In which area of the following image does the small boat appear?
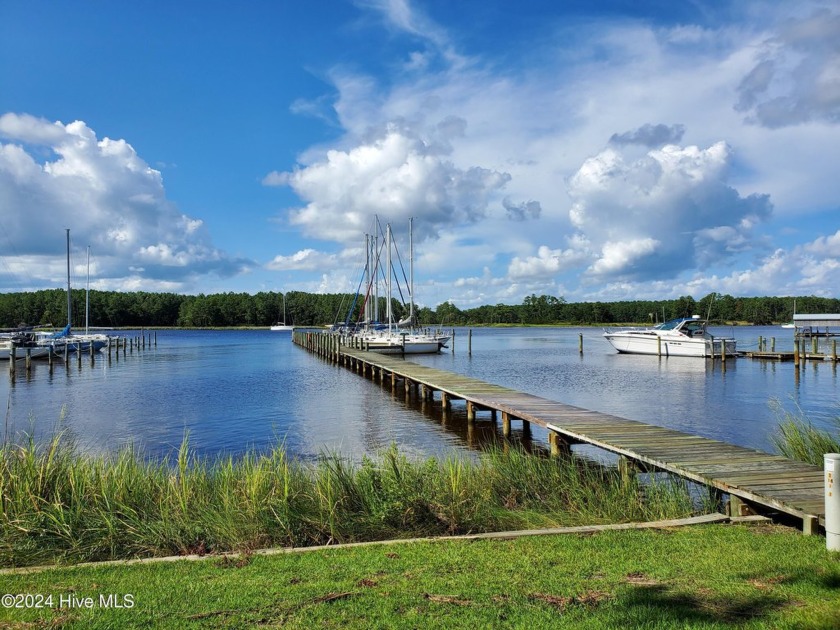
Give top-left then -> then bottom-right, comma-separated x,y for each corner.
781,322 -> 795,329
270,295 -> 294,332
603,316 -> 736,357
0,328 -> 52,360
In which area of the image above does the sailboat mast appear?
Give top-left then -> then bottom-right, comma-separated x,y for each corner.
386,223 -> 392,330
86,245 -> 90,335
364,233 -> 371,324
409,217 -> 415,326
373,228 -> 379,323
66,228 -> 72,329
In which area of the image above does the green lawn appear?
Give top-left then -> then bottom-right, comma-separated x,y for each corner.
2,522 -> 838,629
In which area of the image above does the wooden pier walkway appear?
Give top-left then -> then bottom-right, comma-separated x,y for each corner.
294,331 -> 826,535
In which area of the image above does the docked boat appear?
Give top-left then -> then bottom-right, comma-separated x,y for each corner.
603,316 -> 736,357
35,232 -> 116,357
37,324 -> 109,357
339,218 -> 449,354
0,328 -> 52,360
351,328 -> 449,354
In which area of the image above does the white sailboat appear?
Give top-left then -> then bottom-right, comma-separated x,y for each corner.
37,231 -> 111,356
270,294 -> 294,331
348,218 -> 449,354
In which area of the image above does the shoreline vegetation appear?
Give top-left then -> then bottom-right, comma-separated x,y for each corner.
1,289 -> 836,329
2,407 -> 837,570
1,413 -> 838,625
0,434 -> 717,569
1,428 -> 838,629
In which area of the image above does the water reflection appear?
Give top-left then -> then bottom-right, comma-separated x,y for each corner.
1,327 -> 837,461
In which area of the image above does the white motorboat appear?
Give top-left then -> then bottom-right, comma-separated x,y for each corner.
0,330 -> 52,360
603,316 -> 736,357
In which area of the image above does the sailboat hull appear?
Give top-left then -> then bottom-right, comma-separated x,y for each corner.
358,333 -> 450,354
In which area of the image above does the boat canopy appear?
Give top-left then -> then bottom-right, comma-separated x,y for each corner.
792,314 -> 840,328
46,324 -> 71,339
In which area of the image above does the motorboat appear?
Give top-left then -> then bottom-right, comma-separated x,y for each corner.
603,316 -> 736,357
0,328 -> 52,360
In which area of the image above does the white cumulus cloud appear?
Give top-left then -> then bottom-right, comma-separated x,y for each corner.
0,113 -> 251,290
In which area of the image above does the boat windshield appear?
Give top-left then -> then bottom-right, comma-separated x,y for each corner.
654,319 -> 684,331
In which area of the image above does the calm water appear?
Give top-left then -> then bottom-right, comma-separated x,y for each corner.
1,327 -> 837,461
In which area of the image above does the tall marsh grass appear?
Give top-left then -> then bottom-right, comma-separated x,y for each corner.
772,402 -> 840,465
1,433 -> 710,568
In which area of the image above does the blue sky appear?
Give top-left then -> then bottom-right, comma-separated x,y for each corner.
1,0 -> 838,309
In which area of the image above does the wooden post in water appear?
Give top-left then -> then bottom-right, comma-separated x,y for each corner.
502,411 -> 511,438
9,346 -> 15,378
25,348 -> 31,373
451,329 -> 455,354
758,336 -> 763,352
48,345 -> 53,372
76,344 -> 82,368
466,401 -> 475,423
833,339 -> 837,362
771,337 -> 776,352
468,329 -> 472,356
579,333 -> 583,355
793,337 -> 800,366
657,336 -> 662,357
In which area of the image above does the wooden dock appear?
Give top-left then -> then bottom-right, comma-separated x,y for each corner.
293,331 -> 826,535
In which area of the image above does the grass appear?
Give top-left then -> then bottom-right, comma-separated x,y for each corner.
771,402 -> 840,465
1,522 -> 837,628
0,433 -> 716,568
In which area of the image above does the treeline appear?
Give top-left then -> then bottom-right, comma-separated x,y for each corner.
0,290 -> 836,329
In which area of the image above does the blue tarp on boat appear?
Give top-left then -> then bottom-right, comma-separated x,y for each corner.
47,324 -> 71,339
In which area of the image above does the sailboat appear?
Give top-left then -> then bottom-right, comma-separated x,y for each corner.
36,231 -> 111,356
270,294 -> 294,331
345,218 -> 450,354
781,299 -> 796,328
